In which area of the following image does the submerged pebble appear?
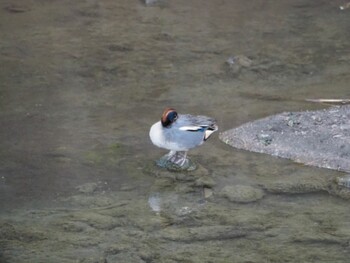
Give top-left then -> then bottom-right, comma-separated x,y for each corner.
4,5 -> 30,13
76,182 -> 98,194
226,55 -> 253,75
226,55 -> 253,68
220,185 -> 265,203
264,179 -> 327,194
144,0 -> 161,5
204,187 -> 213,199
335,175 -> 350,188
195,175 -> 216,188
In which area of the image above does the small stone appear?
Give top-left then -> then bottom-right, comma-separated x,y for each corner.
257,133 -> 273,146
236,55 -> 253,68
61,221 -> 87,232
120,184 -> 136,191
76,183 -> 98,194
220,185 -> 264,203
226,55 -> 252,68
189,164 -> 210,177
175,184 -> 195,193
177,206 -> 192,216
287,120 -> 294,127
144,0 -> 161,5
154,177 -> 175,188
264,179 -> 327,194
4,5 -> 30,13
204,188 -> 213,199
195,176 -> 216,188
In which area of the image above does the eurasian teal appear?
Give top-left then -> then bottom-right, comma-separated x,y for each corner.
149,107 -> 218,168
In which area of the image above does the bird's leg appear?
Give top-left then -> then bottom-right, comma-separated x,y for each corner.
156,150 -> 177,168
179,151 -> 188,167
165,150 -> 177,160
157,150 -> 195,170
168,151 -> 188,167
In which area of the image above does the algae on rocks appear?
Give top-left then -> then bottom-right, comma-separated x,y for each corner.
220,185 -> 265,203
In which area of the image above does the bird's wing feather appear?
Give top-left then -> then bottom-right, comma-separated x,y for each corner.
179,126 -> 206,132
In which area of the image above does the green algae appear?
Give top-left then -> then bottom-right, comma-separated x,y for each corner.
83,143 -> 127,166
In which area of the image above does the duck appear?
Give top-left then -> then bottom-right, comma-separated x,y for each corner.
149,107 -> 218,168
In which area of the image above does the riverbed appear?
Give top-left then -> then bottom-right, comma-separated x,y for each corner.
1,0 -> 350,262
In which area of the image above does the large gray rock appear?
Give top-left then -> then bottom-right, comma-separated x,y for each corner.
220,105 -> 350,172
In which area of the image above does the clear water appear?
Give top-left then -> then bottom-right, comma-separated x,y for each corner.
1,0 -> 350,262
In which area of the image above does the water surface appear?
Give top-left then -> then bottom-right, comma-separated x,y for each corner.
1,0 -> 350,262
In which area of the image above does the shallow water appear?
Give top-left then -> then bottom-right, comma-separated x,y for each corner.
1,0 -> 350,262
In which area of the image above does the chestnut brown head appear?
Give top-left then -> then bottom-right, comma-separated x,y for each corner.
161,108 -> 178,127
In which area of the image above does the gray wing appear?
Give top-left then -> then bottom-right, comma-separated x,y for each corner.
177,114 -> 218,132
165,114 -> 218,150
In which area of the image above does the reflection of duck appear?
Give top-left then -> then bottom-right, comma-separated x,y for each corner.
148,192 -> 161,213
149,108 -> 218,167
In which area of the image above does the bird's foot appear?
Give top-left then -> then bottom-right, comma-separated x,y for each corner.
156,151 -> 196,171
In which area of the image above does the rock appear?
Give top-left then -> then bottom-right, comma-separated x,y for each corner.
174,172 -> 197,182
4,5 -> 30,13
161,225 -> 247,242
63,195 -> 114,207
120,184 -> 137,191
0,222 -> 47,242
226,55 -> 253,68
76,182 -> 98,194
190,164 -> 210,177
219,185 -> 265,203
332,188 -> 350,200
225,55 -> 253,75
105,243 -> 130,255
327,183 -> 350,200
174,184 -> 195,194
153,177 -> 175,188
60,221 -> 88,233
264,179 -> 327,194
144,0 -> 160,5
292,231 -> 348,245
203,187 -> 213,199
68,211 -> 121,230
235,55 -> 253,68
220,105 -> 350,172
335,175 -> 350,188
194,175 -> 216,188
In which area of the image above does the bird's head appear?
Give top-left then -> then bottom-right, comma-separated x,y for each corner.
161,107 -> 178,127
